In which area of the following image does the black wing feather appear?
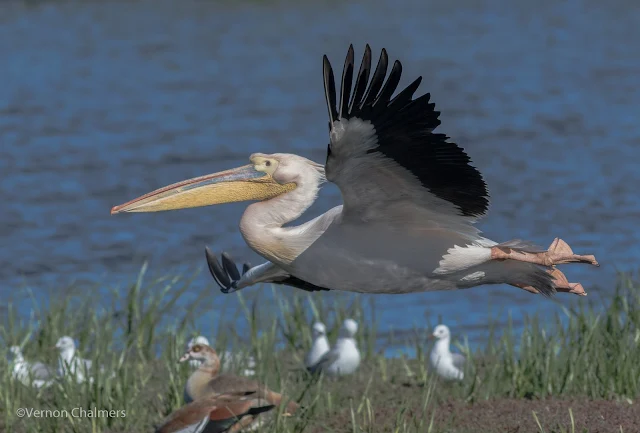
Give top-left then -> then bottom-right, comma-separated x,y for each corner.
373,60 -> 402,108
322,44 -> 489,218
322,56 -> 338,124
348,45 -> 371,114
360,48 -> 388,109
387,76 -> 421,112
339,45 -> 354,119
279,276 -> 331,293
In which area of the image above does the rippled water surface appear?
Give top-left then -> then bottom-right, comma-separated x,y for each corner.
1,0 -> 639,348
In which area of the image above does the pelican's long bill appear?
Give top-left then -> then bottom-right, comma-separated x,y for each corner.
110,163 -> 295,214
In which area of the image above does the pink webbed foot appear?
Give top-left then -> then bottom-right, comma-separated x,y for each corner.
492,238 -> 598,267
512,268 -> 587,297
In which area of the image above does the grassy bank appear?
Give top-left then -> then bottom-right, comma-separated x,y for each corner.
1,266 -> 639,433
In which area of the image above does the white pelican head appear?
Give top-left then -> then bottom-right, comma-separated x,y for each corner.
111,153 -> 323,214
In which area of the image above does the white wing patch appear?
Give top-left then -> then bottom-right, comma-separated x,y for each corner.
433,244 -> 492,275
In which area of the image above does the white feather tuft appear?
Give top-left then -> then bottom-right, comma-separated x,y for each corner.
433,244 -> 492,275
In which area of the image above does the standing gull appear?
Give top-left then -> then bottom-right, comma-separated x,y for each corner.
305,322 -> 330,371
55,336 -> 95,384
112,44 -> 598,298
9,346 -> 56,388
429,324 -> 465,381
308,319 -> 361,377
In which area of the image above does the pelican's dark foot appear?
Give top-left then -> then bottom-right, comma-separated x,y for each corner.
205,247 -> 251,294
492,238 -> 598,267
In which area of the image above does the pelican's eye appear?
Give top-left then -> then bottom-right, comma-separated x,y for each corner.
252,157 -> 279,175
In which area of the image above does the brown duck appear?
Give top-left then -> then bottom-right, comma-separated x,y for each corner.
155,391 -> 278,433
160,343 -> 298,432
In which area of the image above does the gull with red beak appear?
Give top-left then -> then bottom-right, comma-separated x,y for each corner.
112,44 -> 598,298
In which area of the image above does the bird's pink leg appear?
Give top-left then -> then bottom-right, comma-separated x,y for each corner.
492,238 -> 598,267
512,268 -> 587,296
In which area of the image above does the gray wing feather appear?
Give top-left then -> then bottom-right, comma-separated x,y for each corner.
451,353 -> 466,370
307,350 -> 339,374
31,362 -> 56,380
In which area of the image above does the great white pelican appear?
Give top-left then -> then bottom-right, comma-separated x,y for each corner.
111,45 -> 598,297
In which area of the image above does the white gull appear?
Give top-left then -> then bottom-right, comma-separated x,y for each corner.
55,336 -> 95,383
9,345 -> 56,388
305,322 -> 330,371
308,319 -> 361,377
429,324 -> 465,381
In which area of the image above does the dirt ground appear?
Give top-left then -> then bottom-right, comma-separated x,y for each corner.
305,396 -> 639,433
300,372 -> 640,433
430,398 -> 639,433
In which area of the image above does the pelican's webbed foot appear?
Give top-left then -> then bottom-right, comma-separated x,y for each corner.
491,238 -> 599,267
205,248 -> 251,294
513,268 -> 587,296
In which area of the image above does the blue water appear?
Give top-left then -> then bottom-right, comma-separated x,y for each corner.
1,0 -> 639,350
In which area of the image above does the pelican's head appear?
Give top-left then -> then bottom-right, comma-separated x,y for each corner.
432,324 -> 451,340
110,153 -> 324,214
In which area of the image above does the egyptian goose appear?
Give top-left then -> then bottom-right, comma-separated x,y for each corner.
179,343 -> 299,432
187,336 -> 256,376
155,392 -> 278,433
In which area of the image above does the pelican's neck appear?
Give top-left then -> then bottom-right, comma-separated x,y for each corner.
240,174 -> 321,263
243,180 -> 318,228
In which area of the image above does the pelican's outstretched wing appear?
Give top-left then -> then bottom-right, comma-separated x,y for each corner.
323,45 -> 489,234
206,248 -> 331,293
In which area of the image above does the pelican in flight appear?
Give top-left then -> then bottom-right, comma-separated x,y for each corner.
111,44 -> 598,297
